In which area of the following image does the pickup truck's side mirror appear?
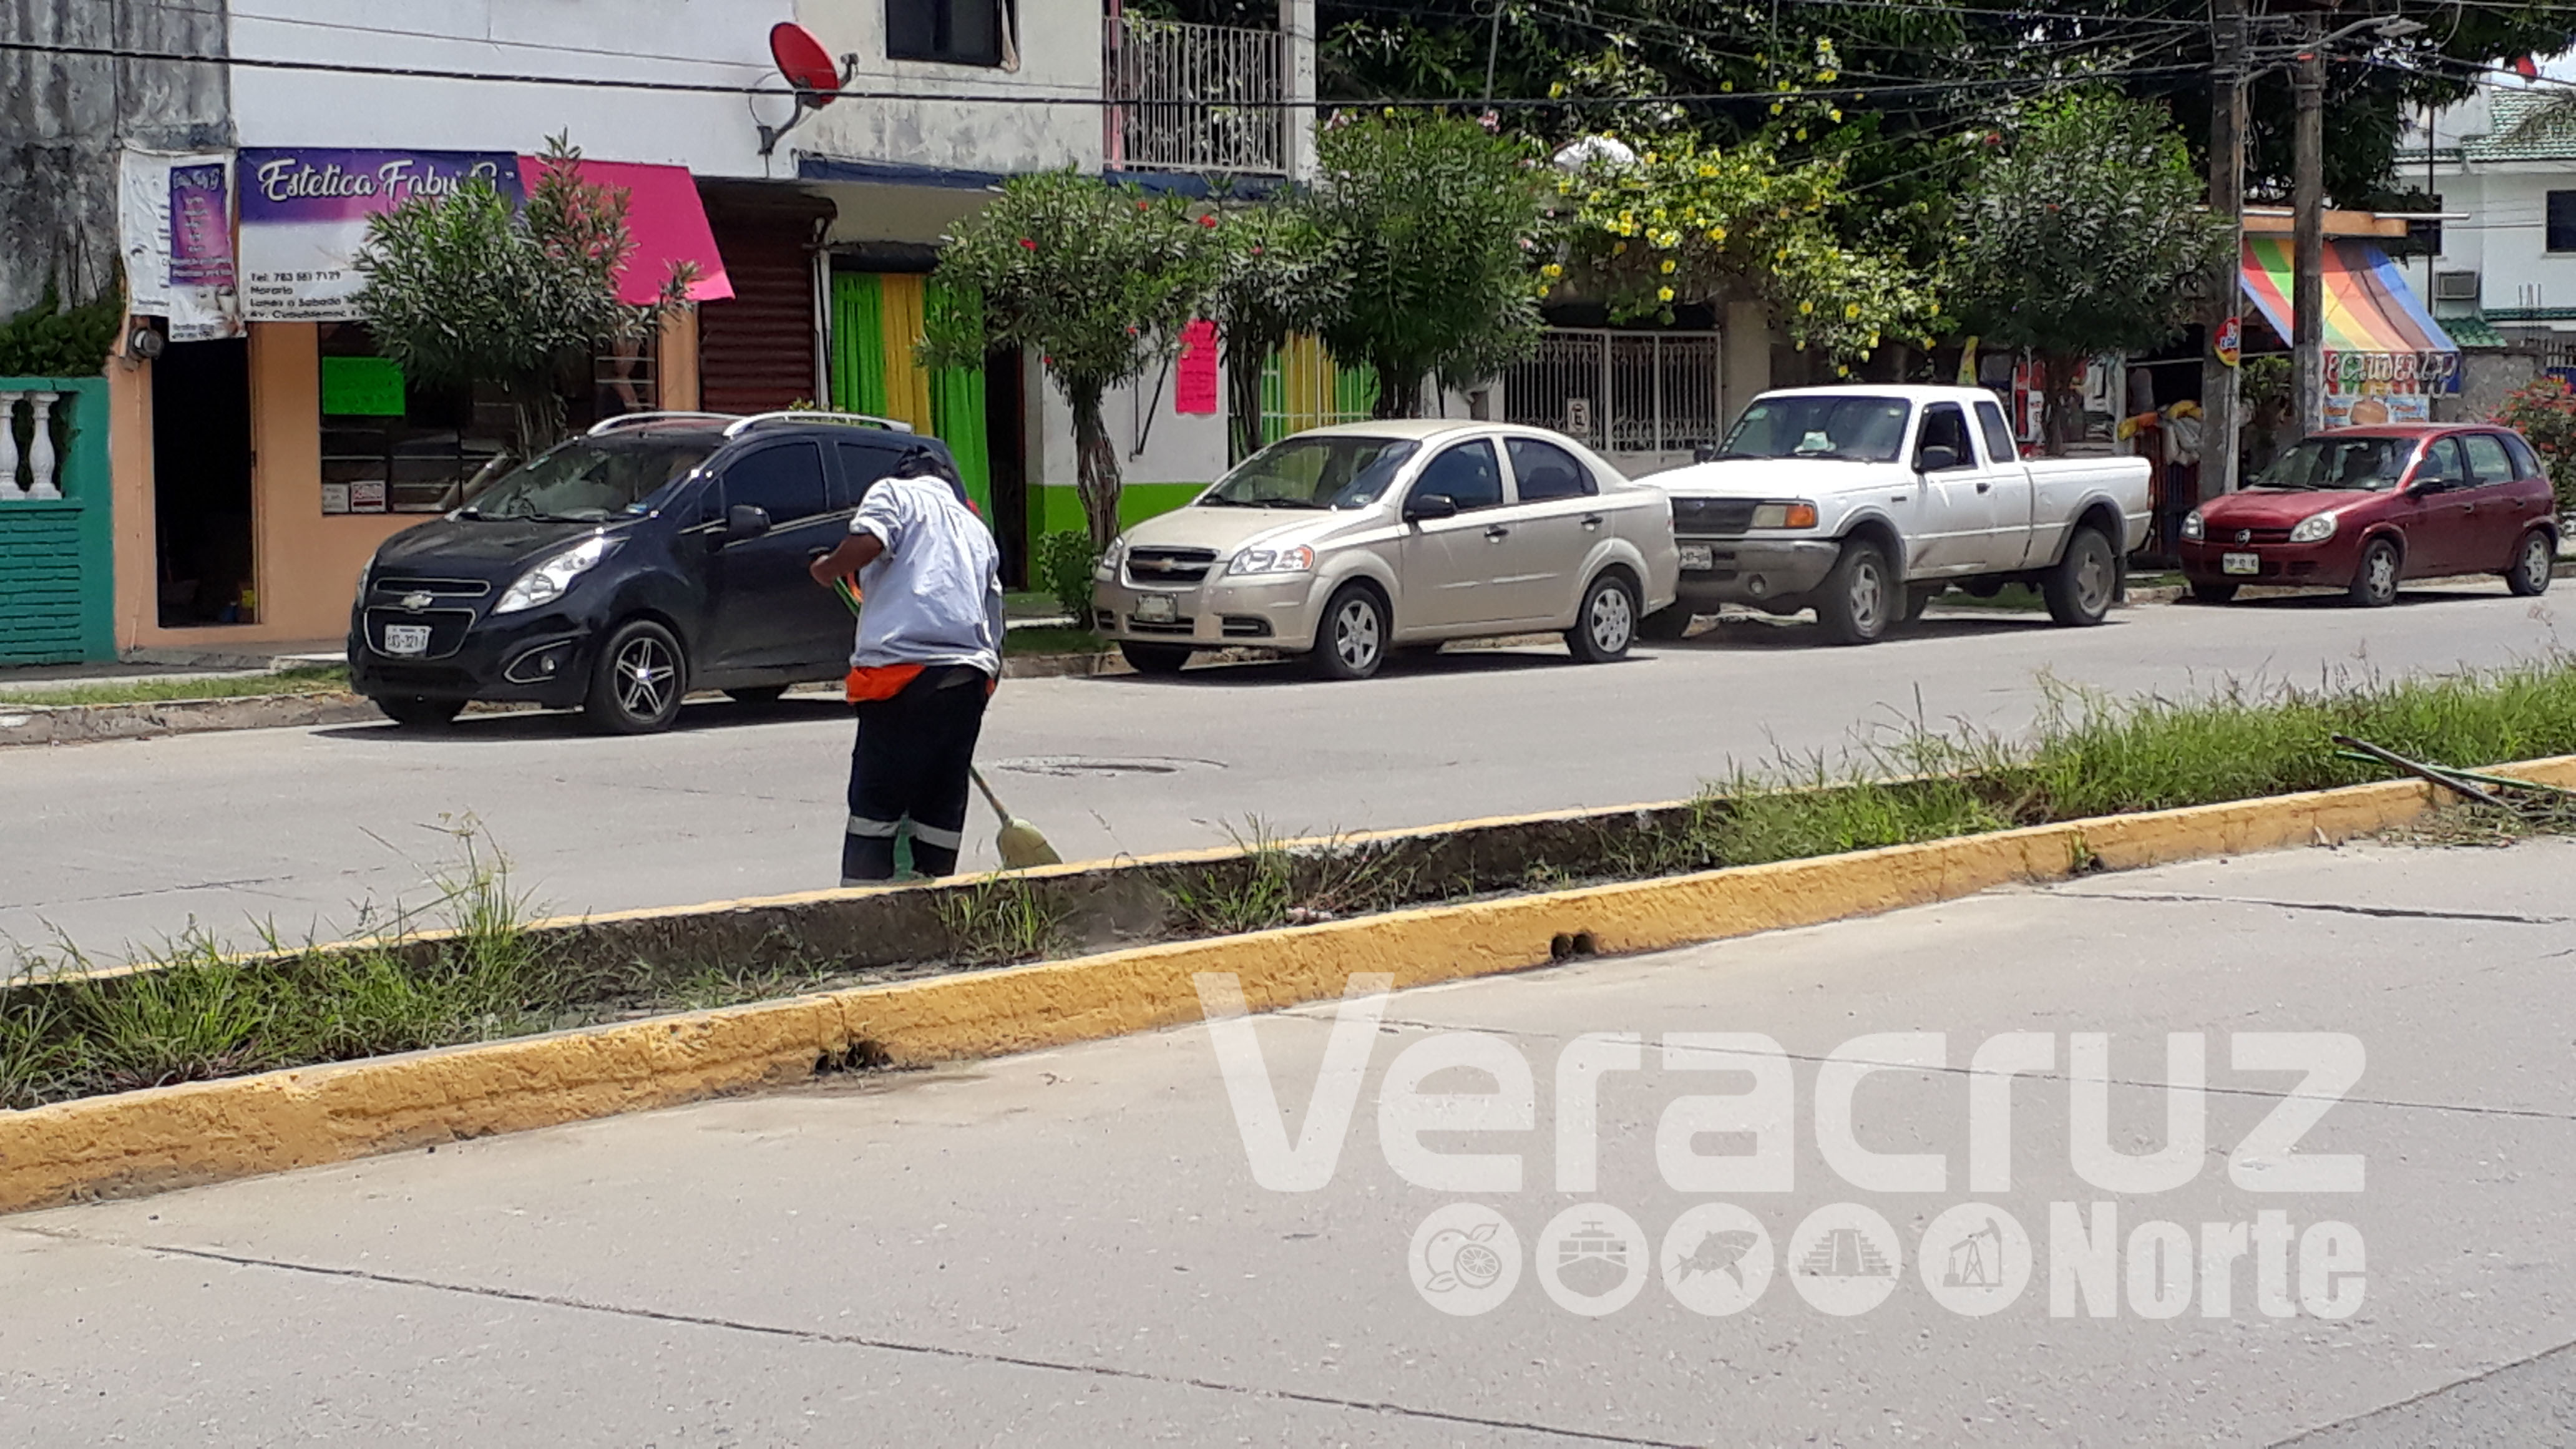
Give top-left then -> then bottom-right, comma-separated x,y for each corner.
724,504 -> 773,540
1915,444 -> 1960,473
1405,492 -> 1459,523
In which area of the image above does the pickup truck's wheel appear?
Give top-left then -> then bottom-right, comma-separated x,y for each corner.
2188,582 -> 2238,605
1638,604 -> 1695,642
1815,539 -> 1894,645
2505,529 -> 2554,597
2043,525 -> 2119,627
1565,572 -> 1637,663
2348,538 -> 2401,608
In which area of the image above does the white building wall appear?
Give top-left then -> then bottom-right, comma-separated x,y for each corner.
2407,69 -> 2576,331
228,0 -> 789,175
791,0 -> 1103,178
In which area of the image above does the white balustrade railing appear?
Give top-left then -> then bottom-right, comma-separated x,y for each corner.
0,389 -> 66,500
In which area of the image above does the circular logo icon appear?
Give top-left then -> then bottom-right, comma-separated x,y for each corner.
1536,1203 -> 1650,1317
1660,1203 -> 1775,1317
1917,1204 -> 2032,1317
1410,1203 -> 1521,1317
1785,1203 -> 1904,1317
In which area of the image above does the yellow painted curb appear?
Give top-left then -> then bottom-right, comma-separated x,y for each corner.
4,756 -> 2571,1215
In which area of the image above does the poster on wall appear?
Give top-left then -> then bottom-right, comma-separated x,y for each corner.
2322,392 -> 2434,428
235,149 -> 523,322
118,147 -> 243,341
1174,320 -> 1219,414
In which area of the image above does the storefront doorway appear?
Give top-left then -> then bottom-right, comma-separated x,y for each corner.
152,338 -> 256,627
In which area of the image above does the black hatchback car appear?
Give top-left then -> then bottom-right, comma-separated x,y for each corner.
348,411 -> 963,733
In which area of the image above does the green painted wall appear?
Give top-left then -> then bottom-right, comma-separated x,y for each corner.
0,376 -> 112,665
1029,481 -> 1203,549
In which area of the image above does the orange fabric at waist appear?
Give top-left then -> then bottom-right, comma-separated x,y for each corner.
844,663 -> 926,703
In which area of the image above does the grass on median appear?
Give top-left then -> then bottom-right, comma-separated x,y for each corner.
9,656 -> 2576,1110
0,665 -> 352,708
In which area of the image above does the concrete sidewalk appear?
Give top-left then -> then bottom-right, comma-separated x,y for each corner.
6,836 -> 2572,1445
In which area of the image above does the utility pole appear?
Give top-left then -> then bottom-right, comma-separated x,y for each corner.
2200,0 -> 2248,500
1483,1 -> 1505,103
2292,12 -> 2328,436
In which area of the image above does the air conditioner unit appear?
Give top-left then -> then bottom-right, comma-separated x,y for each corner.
2434,270 -> 2482,302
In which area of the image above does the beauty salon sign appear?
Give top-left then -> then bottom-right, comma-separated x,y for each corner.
235,149 -> 523,322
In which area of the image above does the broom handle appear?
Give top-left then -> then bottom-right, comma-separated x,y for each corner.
970,765 -> 1012,825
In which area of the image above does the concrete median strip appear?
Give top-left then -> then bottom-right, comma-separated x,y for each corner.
6,752 -> 2573,1215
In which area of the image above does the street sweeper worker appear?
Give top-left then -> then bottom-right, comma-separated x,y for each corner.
807,448 -> 1005,885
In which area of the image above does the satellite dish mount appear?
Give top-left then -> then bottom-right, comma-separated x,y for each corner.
758,22 -> 854,157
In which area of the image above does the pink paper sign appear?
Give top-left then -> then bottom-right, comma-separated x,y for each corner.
1176,320 -> 1219,415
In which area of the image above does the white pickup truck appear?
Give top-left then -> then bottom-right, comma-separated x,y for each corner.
1639,385 -> 2154,644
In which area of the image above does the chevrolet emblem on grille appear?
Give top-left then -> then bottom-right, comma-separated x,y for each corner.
401,592 -> 434,612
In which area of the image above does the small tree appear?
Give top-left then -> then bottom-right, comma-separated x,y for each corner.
1205,200 -> 1350,462
1946,92 -> 2232,452
1311,112 -> 1546,417
922,170 -> 1220,547
355,135 -> 688,461
1555,130 -> 1941,374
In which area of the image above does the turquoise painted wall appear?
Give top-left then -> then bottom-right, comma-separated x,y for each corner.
0,377 -> 112,665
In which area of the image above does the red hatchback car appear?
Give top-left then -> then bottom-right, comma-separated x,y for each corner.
2180,425 -> 2560,607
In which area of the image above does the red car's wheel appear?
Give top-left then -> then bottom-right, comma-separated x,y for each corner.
2347,538 -> 2401,608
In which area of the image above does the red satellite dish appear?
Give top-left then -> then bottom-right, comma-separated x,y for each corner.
2515,55 -> 2542,80
771,22 -> 841,104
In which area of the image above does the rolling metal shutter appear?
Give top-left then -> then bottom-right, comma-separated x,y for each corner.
696,188 -> 834,413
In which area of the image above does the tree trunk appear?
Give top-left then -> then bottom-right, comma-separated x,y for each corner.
507,376 -> 568,465
1068,381 -> 1123,550
1224,333 -> 1267,465
1372,364 -> 1422,419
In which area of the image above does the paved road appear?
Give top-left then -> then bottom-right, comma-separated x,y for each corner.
2,583 -> 2565,960
6,838 -> 2571,1445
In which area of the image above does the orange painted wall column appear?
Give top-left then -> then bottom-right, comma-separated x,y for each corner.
106,353 -> 159,654
660,306 -> 701,411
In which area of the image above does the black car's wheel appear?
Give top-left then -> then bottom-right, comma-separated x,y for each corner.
1637,604 -> 1696,642
725,686 -> 789,706
2505,529 -> 2555,597
376,695 -> 464,728
583,619 -> 687,733
1309,583 -> 1388,681
2348,538 -> 2401,608
2189,581 -> 2239,605
1118,641 -> 1194,675
1814,538 -> 1895,645
2043,525 -> 2119,627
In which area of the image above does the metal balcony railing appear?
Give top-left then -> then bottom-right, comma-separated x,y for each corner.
1104,16 -> 1286,177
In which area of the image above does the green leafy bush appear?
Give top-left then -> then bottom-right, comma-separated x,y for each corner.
1034,530 -> 1103,620
0,276 -> 123,379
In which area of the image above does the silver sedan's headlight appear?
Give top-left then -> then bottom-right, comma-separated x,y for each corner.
1227,545 -> 1315,576
2181,511 -> 2205,542
494,535 -> 616,614
2288,513 -> 2338,544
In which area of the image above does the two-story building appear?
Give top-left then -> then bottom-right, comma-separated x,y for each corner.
2396,71 -> 2576,409
59,0 -> 1314,659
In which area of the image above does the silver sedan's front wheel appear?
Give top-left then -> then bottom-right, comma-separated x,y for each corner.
1309,583 -> 1388,681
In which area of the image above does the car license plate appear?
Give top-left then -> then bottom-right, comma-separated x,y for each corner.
1133,593 -> 1178,624
1679,544 -> 1716,571
382,623 -> 432,656
2221,552 -> 2261,576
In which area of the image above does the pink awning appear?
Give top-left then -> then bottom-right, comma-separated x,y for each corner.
519,156 -> 733,305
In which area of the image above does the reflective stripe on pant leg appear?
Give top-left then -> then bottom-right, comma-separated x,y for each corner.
845,816 -> 902,837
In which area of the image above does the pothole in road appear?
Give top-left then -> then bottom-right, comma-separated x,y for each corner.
985,755 -> 1226,778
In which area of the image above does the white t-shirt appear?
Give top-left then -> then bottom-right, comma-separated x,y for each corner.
847,476 -> 1005,675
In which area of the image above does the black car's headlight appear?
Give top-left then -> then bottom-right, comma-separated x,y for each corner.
494,535 -> 617,615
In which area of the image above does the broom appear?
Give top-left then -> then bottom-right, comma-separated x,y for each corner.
830,574 -> 1061,870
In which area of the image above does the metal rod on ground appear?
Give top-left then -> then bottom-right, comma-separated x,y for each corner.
2330,735 -> 2514,811
2335,751 -> 2576,801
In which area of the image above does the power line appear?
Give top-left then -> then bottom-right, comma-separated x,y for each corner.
0,36 -> 2210,110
